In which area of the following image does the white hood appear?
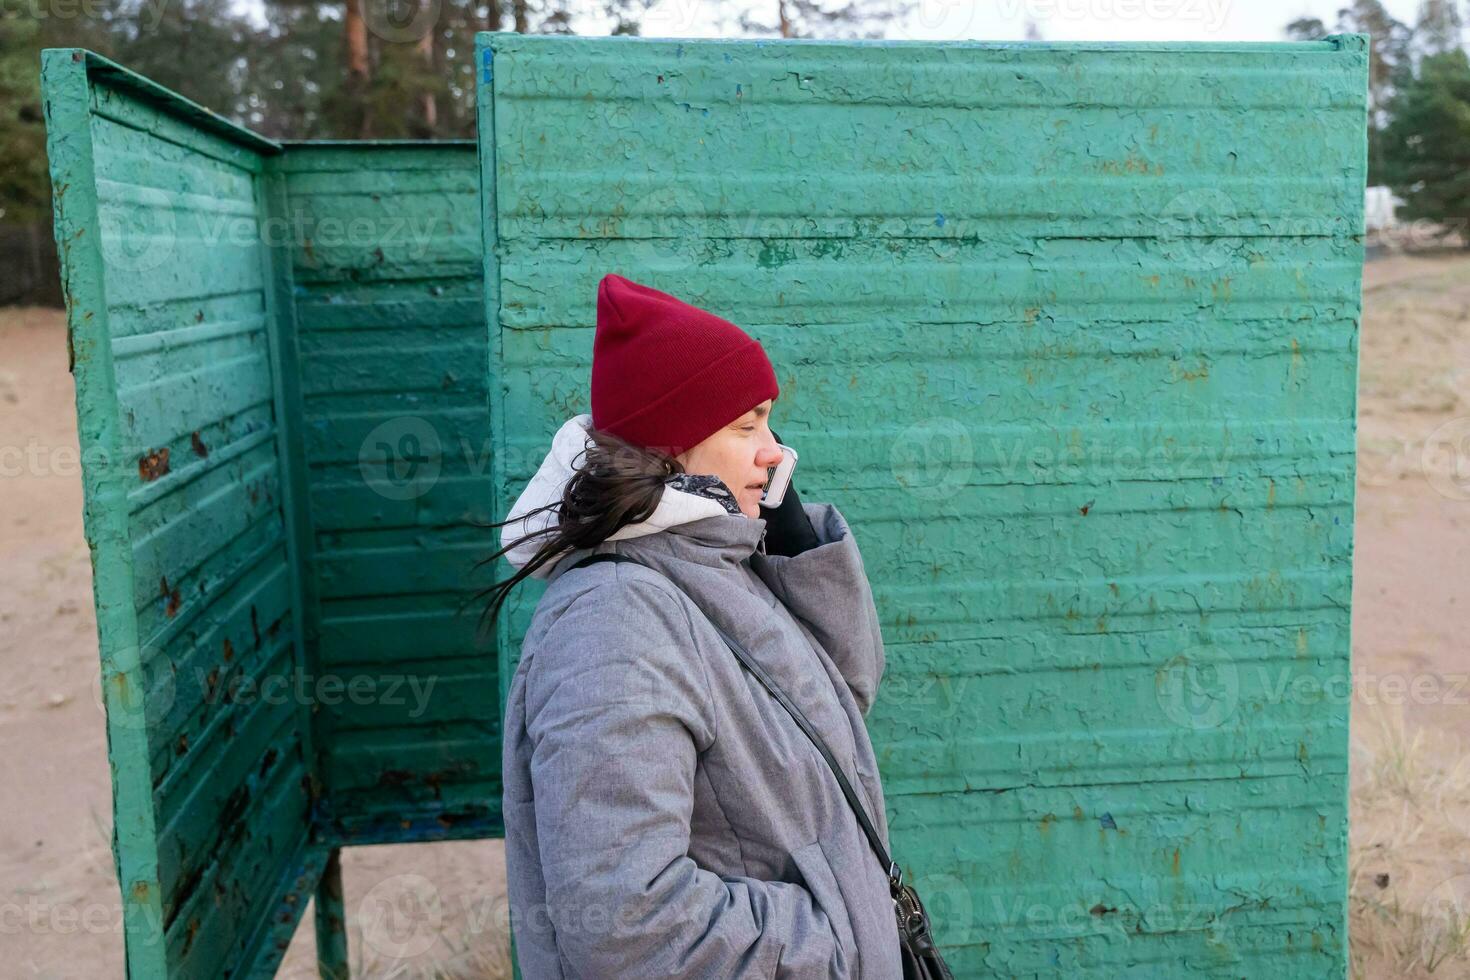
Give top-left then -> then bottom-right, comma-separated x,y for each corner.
499,414 -> 735,579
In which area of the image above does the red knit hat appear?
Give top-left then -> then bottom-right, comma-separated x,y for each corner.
591,273 -> 780,456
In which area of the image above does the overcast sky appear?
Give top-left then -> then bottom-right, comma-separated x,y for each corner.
237,0 -> 1431,44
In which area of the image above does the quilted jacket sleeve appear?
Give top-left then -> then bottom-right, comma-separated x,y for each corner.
750,503 -> 887,716
521,572 -> 856,978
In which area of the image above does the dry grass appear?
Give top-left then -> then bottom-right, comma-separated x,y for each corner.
357,934 -> 514,980
1349,701 -> 1470,978
280,896 -> 513,980
276,839 -> 513,980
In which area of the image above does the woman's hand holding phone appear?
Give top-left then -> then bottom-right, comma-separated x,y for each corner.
759,443 -> 798,508
760,429 -> 820,557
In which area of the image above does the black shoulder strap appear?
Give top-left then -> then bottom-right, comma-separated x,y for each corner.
567,552 -> 904,893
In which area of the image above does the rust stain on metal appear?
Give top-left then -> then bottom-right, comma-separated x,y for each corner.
190,431 -> 209,457
159,576 -> 181,617
179,917 -> 201,959
1098,152 -> 1162,176
138,447 -> 170,481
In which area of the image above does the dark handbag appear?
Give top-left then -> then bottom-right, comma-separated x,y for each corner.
570,552 -> 956,980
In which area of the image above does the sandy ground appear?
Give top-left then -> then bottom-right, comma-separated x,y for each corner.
1,254 -> 1467,977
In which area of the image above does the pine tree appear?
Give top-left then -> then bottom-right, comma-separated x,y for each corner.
1380,49 -> 1470,233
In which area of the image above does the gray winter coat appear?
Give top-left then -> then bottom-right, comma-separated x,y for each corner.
499,420 -> 900,978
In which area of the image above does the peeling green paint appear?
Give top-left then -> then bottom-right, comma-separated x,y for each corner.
44,31 -> 1364,978
479,32 -> 1365,979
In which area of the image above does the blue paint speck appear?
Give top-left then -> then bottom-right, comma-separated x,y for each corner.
723,52 -> 733,62
1099,812 -> 1117,830
736,83 -> 742,96
935,213 -> 946,228
1211,476 -> 1223,486
481,48 -> 493,83
677,44 -> 684,58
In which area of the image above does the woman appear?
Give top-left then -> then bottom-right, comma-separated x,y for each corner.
480,273 -> 901,978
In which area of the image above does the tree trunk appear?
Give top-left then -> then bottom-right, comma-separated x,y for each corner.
344,0 -> 372,138
417,29 -> 437,132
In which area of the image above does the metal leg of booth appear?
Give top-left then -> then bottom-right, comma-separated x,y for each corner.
315,848 -> 349,979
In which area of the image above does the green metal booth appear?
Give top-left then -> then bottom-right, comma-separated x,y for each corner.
40,32 -> 1366,978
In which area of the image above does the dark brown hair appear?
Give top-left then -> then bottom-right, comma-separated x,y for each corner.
471,426 -> 684,638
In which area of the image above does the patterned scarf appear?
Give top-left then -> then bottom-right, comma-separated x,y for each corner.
666,473 -> 744,517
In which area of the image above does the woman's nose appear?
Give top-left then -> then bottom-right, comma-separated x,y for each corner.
757,431 -> 783,467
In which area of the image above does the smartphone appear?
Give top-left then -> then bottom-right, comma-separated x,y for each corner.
759,444 -> 799,509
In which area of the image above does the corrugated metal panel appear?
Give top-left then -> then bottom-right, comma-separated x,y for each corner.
479,33 -> 1365,977
41,49 -> 325,979
277,144 -> 502,844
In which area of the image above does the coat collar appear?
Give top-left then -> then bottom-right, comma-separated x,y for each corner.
500,414 -> 769,580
